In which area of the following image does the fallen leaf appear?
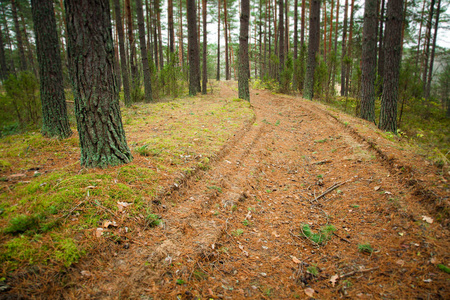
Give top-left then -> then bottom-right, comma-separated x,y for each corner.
95,228 -> 103,237
81,270 -> 92,277
398,232 -> 404,236
292,256 -> 301,264
430,257 -> 437,264
396,259 -> 405,266
374,186 -> 381,191
304,287 -> 315,297
423,279 -> 432,283
384,191 -> 392,195
117,201 -> 132,212
103,221 -> 112,228
422,216 -> 433,224
330,274 -> 339,287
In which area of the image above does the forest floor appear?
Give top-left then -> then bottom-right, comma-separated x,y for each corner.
1,81 -> 450,299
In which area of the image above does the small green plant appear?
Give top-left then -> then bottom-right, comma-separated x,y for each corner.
307,265 -> 319,277
358,243 -> 374,254
437,264 -> 450,274
242,219 -> 250,226
314,138 -> 328,143
176,279 -> 186,285
275,120 -> 280,126
193,269 -> 208,280
207,185 -> 222,193
317,174 -> 323,179
350,204 -> 359,208
231,229 -> 244,237
300,224 -> 336,245
146,214 -> 162,227
343,279 -> 353,287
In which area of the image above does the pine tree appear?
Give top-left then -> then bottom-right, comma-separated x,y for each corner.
31,0 -> 71,139
304,0 -> 321,100
238,0 -> 250,101
135,0 -> 153,102
202,0 -> 207,94
379,0 -> 403,133
359,0 -> 378,122
65,0 -> 132,168
11,0 -> 27,71
187,0 -> 201,95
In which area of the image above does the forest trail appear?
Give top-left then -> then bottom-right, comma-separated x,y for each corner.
65,81 -> 449,299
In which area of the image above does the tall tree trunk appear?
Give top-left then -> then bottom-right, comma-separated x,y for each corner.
11,0 -> 27,71
168,0 -> 175,53
145,0 -> 152,60
202,0 -> 207,94
340,0 -> 348,96
1,6 -> 16,75
293,0 -> 298,88
65,0 -> 132,168
285,0 -> 288,55
278,0 -> 284,81
300,0 -> 305,47
414,0 -> 426,71
377,0 -> 385,92
323,1 -> 327,62
31,0 -> 71,138
359,0 -> 378,122
224,0 -> 230,80
217,0 -> 221,81
125,0 -> 137,83
157,2 -> 164,70
329,0 -> 333,54
239,0 -> 250,101
422,0 -> 435,96
345,0 -> 355,96
187,0 -> 200,95
135,0 -> 153,102
259,0 -> 263,79
264,0 -> 268,78
113,0 -> 132,106
0,25 -> 8,80
331,0 -> 339,89
425,0 -> 441,100
153,1 -> 159,69
379,0 -> 403,133
19,7 -> 37,77
178,0 -> 185,71
304,0 -> 321,100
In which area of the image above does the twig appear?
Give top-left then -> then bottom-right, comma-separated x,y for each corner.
312,179 -> 352,202
62,200 -> 85,221
312,159 -> 332,165
333,232 -> 351,244
339,266 -> 379,279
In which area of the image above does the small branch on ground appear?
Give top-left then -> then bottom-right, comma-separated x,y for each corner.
311,179 -> 352,202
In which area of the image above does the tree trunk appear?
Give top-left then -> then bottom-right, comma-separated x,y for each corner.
157,2 -> 164,70
11,0 -> 27,71
345,0 -> 355,96
31,0 -> 71,139
0,25 -> 8,80
114,0 -> 131,106
19,7 -> 37,77
259,0 -> 263,79
178,0 -> 185,71
278,0 -> 284,81
359,0 -> 378,122
293,0 -> 298,89
323,1 -> 327,62
425,0 -> 441,100
414,0 -> 426,71
304,0 -> 321,100
224,0 -> 230,80
187,0 -> 200,95
377,0 -> 385,92
340,0 -> 348,96
135,0 -> 153,102
1,6 -> 16,75
65,0 -> 132,168
202,0 -> 207,94
300,0 -> 306,47
238,0 -> 250,101
217,0 -> 221,81
168,0 -> 175,53
331,0 -> 339,89
378,0 -> 403,133
125,0 -> 137,83
422,0 -> 435,97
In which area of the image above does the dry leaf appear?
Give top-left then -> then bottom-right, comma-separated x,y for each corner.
430,257 -> 437,264
396,259 -> 405,266
304,287 -> 315,297
330,274 -> 339,287
374,186 -> 381,191
95,228 -> 103,237
81,270 -> 92,277
422,215 -> 433,224
117,201 -> 132,212
384,191 -> 392,195
103,221 -> 112,228
292,256 -> 301,264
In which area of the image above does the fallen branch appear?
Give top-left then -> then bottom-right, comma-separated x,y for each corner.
340,266 -> 379,279
312,159 -> 332,165
312,179 -> 352,202
333,232 -> 351,244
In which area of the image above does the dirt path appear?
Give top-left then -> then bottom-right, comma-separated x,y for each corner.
66,82 -> 449,299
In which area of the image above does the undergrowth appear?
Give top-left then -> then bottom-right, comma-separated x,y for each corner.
300,224 -> 336,245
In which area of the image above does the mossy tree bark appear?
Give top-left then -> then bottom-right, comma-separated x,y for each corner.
359,0 -> 377,123
135,0 -> 153,102
187,0 -> 200,95
65,0 -> 132,168
378,0 -> 403,133
31,0 -> 72,139
113,0 -> 131,107
304,0 -> 321,100
238,0 -> 250,101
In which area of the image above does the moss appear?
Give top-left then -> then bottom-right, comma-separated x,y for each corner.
53,238 -> 84,267
4,214 -> 40,234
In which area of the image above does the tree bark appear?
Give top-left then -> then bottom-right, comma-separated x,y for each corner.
187,0 -> 200,95
31,0 -> 72,139
378,0 -> 403,133
238,0 -> 250,101
293,0 -> 298,88
135,0 -> 153,102
217,0 -> 221,81
359,0 -> 378,122
377,0 -> 385,91
304,0 -> 321,100
168,0 -> 175,53
278,0 -> 284,81
202,0 -> 207,94
113,0 -> 131,106
340,0 -> 348,96
224,0 -> 230,80
125,0 -> 137,83
345,0 -> 355,96
65,0 -> 132,168
422,0 -> 436,97
425,0 -> 441,100
11,0 -> 27,71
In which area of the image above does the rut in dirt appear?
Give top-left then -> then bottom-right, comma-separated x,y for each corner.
67,82 -> 449,299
